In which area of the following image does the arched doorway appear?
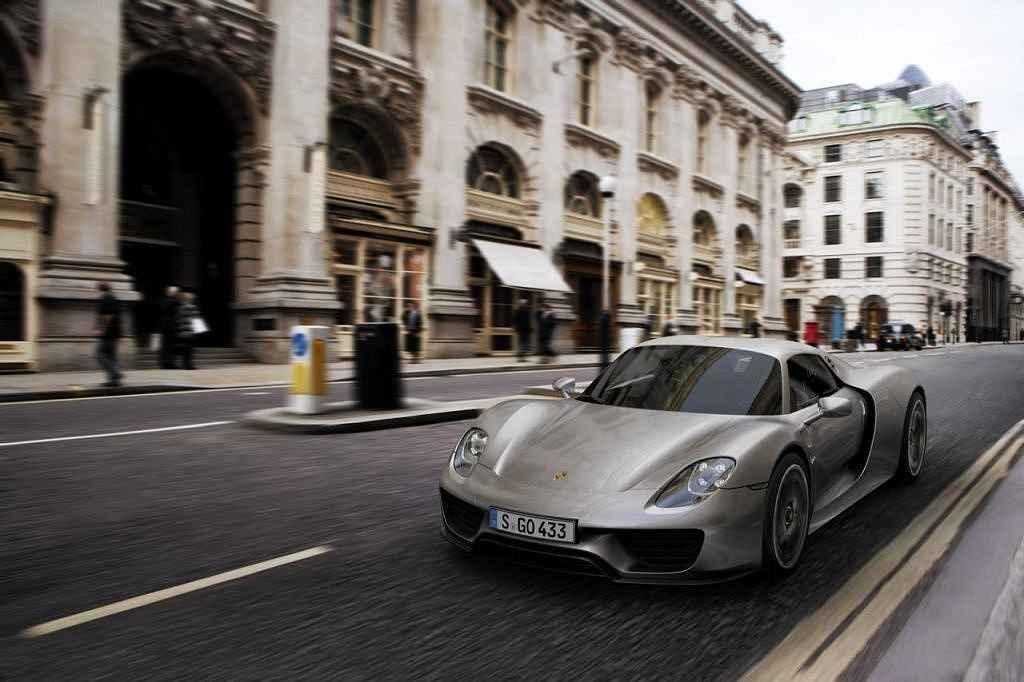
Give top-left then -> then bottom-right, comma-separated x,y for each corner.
693,211 -> 722,335
860,295 -> 888,341
119,65 -> 241,347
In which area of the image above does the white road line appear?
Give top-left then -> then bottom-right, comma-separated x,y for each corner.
923,352 -> 945,356
242,392 -> 270,396
20,545 -> 333,638
869,358 -> 891,363
0,421 -> 234,448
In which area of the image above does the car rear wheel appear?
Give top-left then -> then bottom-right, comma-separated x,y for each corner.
762,453 -> 811,576
896,392 -> 927,483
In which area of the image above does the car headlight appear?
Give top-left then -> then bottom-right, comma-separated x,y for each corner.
451,428 -> 488,477
654,457 -> 736,508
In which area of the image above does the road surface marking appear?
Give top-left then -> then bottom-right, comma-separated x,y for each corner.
742,418 -> 1024,681
923,352 -> 945,356
20,545 -> 333,638
242,392 -> 270,396
869,358 -> 891,363
0,421 -> 234,448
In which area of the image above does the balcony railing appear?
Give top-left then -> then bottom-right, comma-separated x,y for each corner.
564,211 -> 603,243
736,253 -> 760,271
465,189 -> 528,229
693,242 -> 721,265
327,171 -> 397,209
784,238 -> 801,249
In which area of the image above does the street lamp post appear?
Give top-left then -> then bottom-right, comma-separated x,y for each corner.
599,174 -> 617,368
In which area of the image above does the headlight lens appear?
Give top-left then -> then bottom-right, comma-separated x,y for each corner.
452,428 -> 488,477
654,457 -> 736,508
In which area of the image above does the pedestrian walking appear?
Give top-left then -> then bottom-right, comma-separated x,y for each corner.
513,298 -> 533,362
926,325 -> 935,347
538,303 -> 557,363
748,317 -> 762,338
1002,328 -> 1010,345
159,285 -> 180,369
644,313 -> 656,341
95,282 -> 123,387
661,320 -> 676,337
176,290 -> 201,370
402,301 -> 423,364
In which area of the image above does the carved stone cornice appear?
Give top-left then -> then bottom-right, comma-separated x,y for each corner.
736,191 -> 761,215
612,27 -> 646,71
565,122 -> 620,159
637,152 -> 679,181
330,46 -> 425,155
467,84 -> 543,135
568,7 -> 613,52
719,94 -> 749,129
692,173 -> 724,197
530,0 -> 573,27
122,0 -> 276,115
5,0 -> 41,55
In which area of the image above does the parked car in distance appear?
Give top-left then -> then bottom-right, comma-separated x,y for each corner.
878,322 -> 925,351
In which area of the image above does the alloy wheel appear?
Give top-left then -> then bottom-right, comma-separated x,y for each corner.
772,464 -> 809,570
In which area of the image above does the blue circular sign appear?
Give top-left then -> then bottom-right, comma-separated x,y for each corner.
292,331 -> 308,358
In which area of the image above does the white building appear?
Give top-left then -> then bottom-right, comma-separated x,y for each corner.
782,66 -> 982,345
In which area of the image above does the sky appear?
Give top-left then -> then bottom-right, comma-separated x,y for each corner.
738,0 -> 1024,189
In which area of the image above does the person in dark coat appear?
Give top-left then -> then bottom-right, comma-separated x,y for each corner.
748,318 -> 762,338
159,285 -> 180,369
513,298 -> 533,362
95,282 -> 123,387
661,320 -> 677,337
538,303 -> 557,363
402,301 -> 423,363
176,291 -> 200,370
926,325 -> 936,347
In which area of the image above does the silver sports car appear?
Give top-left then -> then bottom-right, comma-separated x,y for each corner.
439,337 -> 927,583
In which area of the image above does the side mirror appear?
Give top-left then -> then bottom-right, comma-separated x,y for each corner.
803,395 -> 853,426
553,376 -> 576,398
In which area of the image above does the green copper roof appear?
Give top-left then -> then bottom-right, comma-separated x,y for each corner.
790,98 -> 949,137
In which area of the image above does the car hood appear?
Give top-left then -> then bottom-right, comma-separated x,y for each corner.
475,399 -> 746,493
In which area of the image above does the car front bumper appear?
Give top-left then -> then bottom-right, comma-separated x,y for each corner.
439,465 -> 767,584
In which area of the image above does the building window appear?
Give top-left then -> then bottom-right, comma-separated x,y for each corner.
955,226 -> 962,254
484,1 -> 511,92
865,171 -> 884,199
966,232 -> 974,252
956,190 -> 962,215
466,145 -> 520,197
341,0 -> 376,48
865,256 -> 883,279
784,219 -> 800,248
824,175 -> 841,203
784,184 -> 802,208
929,173 -> 935,201
966,204 -> 973,226
637,193 -> 669,238
784,256 -> 802,279
738,133 -> 751,193
329,119 -> 387,178
824,258 -> 841,279
865,212 -> 884,243
824,214 -> 841,245
865,139 -> 884,158
937,180 -> 944,207
947,183 -> 954,209
967,177 -> 974,196
838,105 -> 870,125
644,82 -> 660,154
788,116 -> 808,134
697,109 -> 711,174
564,171 -> 599,217
576,53 -> 596,126
945,221 -> 953,251
824,144 -> 842,163
928,214 -> 935,245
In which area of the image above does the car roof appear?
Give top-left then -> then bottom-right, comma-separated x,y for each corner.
637,335 -> 821,360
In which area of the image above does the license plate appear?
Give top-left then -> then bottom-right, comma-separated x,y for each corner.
489,508 -> 576,543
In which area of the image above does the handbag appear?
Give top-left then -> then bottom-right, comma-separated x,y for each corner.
191,317 -> 209,335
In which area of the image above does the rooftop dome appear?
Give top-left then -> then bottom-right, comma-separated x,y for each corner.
898,65 -> 931,91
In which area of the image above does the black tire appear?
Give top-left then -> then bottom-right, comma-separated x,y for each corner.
762,453 -> 811,576
895,392 -> 927,483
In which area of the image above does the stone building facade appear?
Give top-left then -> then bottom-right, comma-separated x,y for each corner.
780,67 -> 1016,345
0,0 -> 800,370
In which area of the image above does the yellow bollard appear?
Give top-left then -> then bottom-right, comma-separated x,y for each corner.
288,325 -> 329,414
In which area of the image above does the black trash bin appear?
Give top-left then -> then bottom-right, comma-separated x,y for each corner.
355,322 -> 403,410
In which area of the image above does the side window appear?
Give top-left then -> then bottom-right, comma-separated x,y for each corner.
787,354 -> 840,411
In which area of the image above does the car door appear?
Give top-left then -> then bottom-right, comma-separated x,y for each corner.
787,354 -> 866,502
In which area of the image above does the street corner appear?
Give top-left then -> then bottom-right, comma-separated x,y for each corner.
242,398 -> 483,435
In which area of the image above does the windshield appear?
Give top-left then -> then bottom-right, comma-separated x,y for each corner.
582,345 -> 782,415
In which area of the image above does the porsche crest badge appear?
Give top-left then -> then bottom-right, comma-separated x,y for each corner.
554,470 -> 568,481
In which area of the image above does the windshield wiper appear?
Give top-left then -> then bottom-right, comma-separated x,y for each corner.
575,394 -> 606,405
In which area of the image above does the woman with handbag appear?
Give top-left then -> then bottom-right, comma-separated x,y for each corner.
176,291 -> 204,370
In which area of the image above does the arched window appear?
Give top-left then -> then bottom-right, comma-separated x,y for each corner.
576,52 -> 597,126
638,193 -> 668,237
340,0 -> 377,48
0,262 -> 24,342
736,224 -> 756,257
697,109 -> 711,174
784,184 -> 802,208
329,119 -> 387,178
484,1 -> 511,92
860,295 -> 888,340
564,171 -> 599,217
466,145 -> 520,197
644,82 -> 660,153
693,210 -> 717,246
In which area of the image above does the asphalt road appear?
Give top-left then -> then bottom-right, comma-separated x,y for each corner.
2,346 -> 1023,680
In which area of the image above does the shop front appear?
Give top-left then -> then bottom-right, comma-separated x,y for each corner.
735,268 -> 763,334
0,190 -> 47,369
692,265 -> 723,335
559,238 -> 620,351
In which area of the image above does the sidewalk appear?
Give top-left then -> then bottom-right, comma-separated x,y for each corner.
0,353 -> 602,402
870,422 -> 1024,681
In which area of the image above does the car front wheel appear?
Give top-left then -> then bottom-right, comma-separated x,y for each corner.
896,392 -> 927,482
763,453 -> 811,576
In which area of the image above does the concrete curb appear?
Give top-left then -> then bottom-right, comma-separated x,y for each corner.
0,361 -> 602,404
964,537 -> 1024,682
242,394 -> 554,434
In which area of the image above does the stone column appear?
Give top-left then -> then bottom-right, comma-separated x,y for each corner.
719,108 -> 741,335
612,60 -> 644,332
35,0 -> 138,370
760,131 -> 788,338
415,0 -> 476,358
672,80 -> 699,334
237,0 -> 340,363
